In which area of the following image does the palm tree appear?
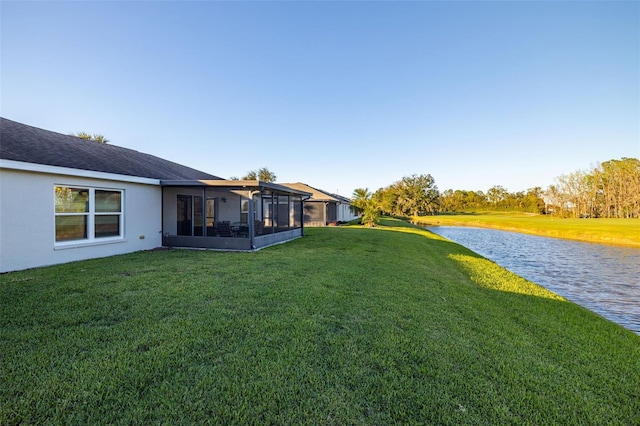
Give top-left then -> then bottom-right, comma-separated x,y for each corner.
243,171 -> 258,180
257,167 -> 276,183
352,188 -> 371,211
352,188 -> 380,227
242,167 -> 276,182
71,132 -> 109,144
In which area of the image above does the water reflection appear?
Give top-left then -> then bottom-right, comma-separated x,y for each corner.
428,226 -> 640,335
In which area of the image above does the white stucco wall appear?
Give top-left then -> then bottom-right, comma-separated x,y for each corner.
0,168 -> 162,273
337,203 -> 358,222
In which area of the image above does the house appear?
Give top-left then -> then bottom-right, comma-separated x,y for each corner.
0,118 -> 310,273
279,182 -> 358,226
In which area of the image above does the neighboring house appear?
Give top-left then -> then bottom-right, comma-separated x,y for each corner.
0,118 -> 310,273
280,182 -> 358,226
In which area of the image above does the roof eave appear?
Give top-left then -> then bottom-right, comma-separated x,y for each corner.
160,179 -> 312,196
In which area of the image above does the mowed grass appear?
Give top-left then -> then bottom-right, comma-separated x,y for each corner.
412,211 -> 640,247
1,220 -> 639,424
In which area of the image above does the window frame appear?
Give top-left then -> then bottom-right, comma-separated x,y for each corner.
241,199 -> 249,224
54,185 -> 125,246
176,194 -> 205,236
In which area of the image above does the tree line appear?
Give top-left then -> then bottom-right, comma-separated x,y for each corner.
352,157 -> 639,226
545,157 -> 640,218
229,167 -> 277,182
440,186 -> 546,214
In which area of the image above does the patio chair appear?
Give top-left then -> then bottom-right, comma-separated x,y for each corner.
217,221 -> 234,237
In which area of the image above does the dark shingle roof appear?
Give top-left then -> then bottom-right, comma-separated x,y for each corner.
280,182 -> 351,203
0,117 -> 221,181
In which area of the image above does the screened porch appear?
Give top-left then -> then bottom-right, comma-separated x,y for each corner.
160,180 -> 310,251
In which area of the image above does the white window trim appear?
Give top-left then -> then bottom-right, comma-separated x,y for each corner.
54,185 -> 125,247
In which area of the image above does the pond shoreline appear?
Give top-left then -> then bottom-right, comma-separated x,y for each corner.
427,225 -> 640,335
412,214 -> 640,248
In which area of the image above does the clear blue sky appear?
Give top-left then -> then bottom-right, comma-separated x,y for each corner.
2,1 -> 638,197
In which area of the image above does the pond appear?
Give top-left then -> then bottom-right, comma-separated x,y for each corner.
427,226 -> 640,335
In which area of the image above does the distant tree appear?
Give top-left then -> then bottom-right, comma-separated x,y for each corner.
375,174 -> 439,217
440,187 -> 546,213
469,190 -> 488,210
486,185 -> 508,207
243,171 -> 258,180
242,167 -> 276,182
373,186 -> 398,216
352,188 -> 380,227
397,174 -> 439,216
440,189 -> 489,213
522,187 -> 546,214
550,172 -> 587,218
439,189 -> 459,212
72,132 -> 109,143
599,158 -> 640,218
257,167 -> 277,182
543,157 -> 640,218
544,184 -> 569,217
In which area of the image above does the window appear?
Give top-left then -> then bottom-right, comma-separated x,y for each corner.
206,198 -> 216,236
95,190 -> 123,237
262,193 -> 273,227
241,200 -> 249,224
55,186 -> 123,243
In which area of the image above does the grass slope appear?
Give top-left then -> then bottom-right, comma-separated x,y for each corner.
412,212 -> 640,247
1,220 -> 639,424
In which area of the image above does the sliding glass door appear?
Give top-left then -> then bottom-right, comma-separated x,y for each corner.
177,194 -> 203,236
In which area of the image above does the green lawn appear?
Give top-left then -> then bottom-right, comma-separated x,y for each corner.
1,220 -> 639,424
411,212 -> 640,247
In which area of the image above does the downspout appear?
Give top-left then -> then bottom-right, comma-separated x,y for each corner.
302,195 -> 311,236
161,186 -> 165,247
324,201 -> 329,226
